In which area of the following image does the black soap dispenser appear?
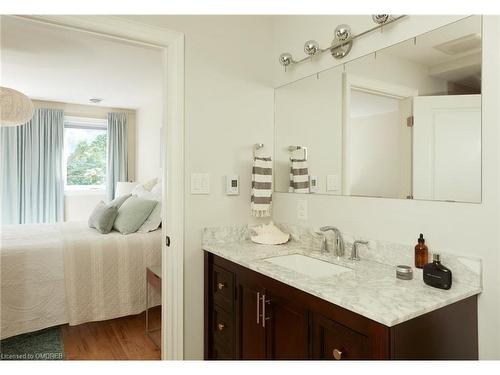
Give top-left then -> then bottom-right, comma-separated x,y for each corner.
423,254 -> 452,290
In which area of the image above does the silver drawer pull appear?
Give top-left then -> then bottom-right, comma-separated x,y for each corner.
262,294 -> 271,327
256,292 -> 260,324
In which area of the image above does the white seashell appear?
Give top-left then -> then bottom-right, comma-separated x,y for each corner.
251,222 -> 290,245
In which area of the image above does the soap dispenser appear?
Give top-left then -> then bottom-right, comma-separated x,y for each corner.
423,254 -> 452,290
414,233 -> 428,269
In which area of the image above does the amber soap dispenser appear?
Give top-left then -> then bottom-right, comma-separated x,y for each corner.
415,233 -> 429,269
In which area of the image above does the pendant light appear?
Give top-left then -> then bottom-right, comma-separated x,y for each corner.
0,87 -> 34,127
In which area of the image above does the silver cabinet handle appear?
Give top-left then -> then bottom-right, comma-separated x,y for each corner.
262,294 -> 271,327
256,292 -> 260,324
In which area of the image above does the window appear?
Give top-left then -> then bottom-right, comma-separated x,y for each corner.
63,116 -> 108,191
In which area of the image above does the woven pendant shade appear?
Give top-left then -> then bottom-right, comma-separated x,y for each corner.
0,87 -> 34,127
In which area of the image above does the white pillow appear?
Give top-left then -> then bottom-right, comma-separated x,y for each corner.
137,192 -> 162,233
151,182 -> 162,195
132,184 -> 150,197
142,178 -> 159,191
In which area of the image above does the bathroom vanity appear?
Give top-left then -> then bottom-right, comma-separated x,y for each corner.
203,228 -> 481,360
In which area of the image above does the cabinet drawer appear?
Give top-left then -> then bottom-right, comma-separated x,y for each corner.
212,345 -> 233,360
213,305 -> 235,355
313,313 -> 369,360
212,265 -> 234,311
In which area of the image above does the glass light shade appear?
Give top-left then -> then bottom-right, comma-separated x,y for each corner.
0,87 -> 34,127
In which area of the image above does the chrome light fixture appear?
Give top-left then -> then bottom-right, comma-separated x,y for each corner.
372,15 -> 394,25
277,15 -> 405,70
303,40 -> 320,56
0,87 -> 34,127
334,24 -> 352,41
331,24 -> 353,59
279,52 -> 294,69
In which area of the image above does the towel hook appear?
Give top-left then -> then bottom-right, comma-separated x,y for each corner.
289,145 -> 308,161
253,143 -> 264,157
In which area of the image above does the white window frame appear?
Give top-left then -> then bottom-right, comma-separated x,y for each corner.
63,116 -> 108,194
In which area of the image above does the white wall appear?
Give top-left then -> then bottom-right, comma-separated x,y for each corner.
272,15 -> 500,359
275,67 -> 343,194
33,100 -> 136,221
135,99 -> 163,182
124,15 -> 275,359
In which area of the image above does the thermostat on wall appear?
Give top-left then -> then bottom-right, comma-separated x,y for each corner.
309,175 -> 318,193
226,175 -> 239,195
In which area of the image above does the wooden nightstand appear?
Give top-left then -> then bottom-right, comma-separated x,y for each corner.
146,265 -> 161,348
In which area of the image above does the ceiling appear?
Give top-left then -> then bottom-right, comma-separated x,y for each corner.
0,16 -> 164,109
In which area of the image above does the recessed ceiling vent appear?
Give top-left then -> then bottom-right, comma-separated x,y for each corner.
433,34 -> 481,55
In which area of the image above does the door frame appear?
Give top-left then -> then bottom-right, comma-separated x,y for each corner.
342,73 -> 418,196
15,15 -> 185,360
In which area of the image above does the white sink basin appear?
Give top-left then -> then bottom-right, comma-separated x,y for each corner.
263,254 -> 352,278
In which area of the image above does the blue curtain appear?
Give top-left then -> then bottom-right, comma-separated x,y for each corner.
1,108 -> 64,225
106,112 -> 128,202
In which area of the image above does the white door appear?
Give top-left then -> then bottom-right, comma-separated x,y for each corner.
412,95 -> 481,202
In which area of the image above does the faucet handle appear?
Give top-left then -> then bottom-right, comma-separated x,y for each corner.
315,232 -> 328,253
350,240 -> 369,261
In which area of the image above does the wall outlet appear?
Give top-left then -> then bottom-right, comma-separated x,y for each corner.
191,173 -> 210,194
297,199 -> 308,220
327,174 -> 340,192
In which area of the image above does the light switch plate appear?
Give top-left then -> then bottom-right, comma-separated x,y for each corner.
297,199 -> 308,220
327,174 -> 340,192
191,173 -> 210,194
226,175 -> 239,195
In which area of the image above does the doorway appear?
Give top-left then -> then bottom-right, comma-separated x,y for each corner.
15,15 -> 185,360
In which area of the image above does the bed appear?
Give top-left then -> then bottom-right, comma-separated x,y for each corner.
0,221 -> 161,339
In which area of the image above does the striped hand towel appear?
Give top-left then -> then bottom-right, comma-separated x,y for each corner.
289,158 -> 310,193
251,156 -> 272,217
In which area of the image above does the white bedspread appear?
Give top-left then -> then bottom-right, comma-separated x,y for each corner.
1,221 -> 161,339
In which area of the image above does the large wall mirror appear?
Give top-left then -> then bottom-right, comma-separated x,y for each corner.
275,16 -> 482,203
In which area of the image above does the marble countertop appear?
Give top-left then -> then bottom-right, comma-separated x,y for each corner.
203,239 -> 481,327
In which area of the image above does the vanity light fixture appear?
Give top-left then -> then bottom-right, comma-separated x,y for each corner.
304,40 -> 320,56
372,15 -> 395,25
279,53 -> 294,70
278,15 -> 405,71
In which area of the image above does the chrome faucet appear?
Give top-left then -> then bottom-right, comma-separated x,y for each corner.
319,226 -> 345,258
350,240 -> 368,261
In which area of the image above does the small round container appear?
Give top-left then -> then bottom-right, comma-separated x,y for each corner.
396,265 -> 413,280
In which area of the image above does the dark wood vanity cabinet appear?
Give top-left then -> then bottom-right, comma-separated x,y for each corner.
204,252 -> 478,360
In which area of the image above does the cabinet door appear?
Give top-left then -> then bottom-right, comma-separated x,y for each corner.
312,313 -> 369,360
237,282 -> 266,359
265,293 -> 309,359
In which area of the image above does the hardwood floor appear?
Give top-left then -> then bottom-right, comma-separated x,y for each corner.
61,307 -> 161,360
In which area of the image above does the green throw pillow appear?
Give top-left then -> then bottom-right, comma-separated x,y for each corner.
109,193 -> 131,208
113,196 -> 158,235
88,201 -> 119,234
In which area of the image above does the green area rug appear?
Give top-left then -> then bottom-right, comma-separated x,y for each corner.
0,327 -> 64,360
